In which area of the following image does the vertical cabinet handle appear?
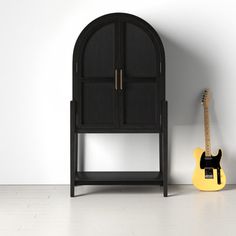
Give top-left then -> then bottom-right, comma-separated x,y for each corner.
115,69 -> 118,90
120,69 -> 123,90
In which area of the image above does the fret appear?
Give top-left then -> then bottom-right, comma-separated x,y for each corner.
204,106 -> 211,157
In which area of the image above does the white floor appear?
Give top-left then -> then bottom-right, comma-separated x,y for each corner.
0,185 -> 236,236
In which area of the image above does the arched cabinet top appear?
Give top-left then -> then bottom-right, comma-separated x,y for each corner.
73,12 -> 165,64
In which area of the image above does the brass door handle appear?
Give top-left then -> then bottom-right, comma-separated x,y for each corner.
120,69 -> 123,90
115,69 -> 118,90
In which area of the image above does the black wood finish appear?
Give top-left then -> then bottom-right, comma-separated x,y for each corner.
71,13 -> 168,197
70,101 -> 77,197
75,172 -> 163,185
162,100 -> 168,197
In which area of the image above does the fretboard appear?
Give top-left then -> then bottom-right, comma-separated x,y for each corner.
204,107 -> 211,157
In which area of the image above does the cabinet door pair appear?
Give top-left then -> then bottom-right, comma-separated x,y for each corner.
74,16 -> 164,131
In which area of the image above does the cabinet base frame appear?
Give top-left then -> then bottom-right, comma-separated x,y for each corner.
70,100 -> 168,197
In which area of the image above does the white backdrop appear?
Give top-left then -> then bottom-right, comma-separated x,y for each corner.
1,0 -> 236,184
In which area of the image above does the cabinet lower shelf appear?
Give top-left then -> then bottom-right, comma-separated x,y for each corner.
75,171 -> 163,185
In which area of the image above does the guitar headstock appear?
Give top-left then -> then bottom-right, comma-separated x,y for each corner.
201,89 -> 210,108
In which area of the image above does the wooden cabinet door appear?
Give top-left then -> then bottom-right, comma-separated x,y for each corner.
74,20 -> 119,130
73,13 -> 164,132
118,19 -> 162,130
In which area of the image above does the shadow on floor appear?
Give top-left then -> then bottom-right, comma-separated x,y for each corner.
72,184 -> 236,197
73,185 -> 163,197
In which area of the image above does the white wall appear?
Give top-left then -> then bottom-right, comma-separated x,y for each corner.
1,0 -> 236,184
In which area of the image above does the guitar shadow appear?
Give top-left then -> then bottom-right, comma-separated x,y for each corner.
159,33 -> 213,184
223,184 -> 236,191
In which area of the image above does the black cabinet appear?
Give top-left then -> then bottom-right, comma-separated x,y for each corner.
71,13 -> 168,196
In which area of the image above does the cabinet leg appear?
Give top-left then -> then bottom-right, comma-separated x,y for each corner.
159,132 -> 163,187
70,134 -> 75,198
159,132 -> 163,174
163,129 -> 168,197
70,185 -> 75,197
163,184 -> 168,197
162,100 -> 168,197
70,101 -> 77,198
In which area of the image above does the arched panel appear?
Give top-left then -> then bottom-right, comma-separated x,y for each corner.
82,23 -> 115,77
119,17 -> 163,128
125,22 -> 158,77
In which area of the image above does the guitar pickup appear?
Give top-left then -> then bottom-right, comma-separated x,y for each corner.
205,168 -> 214,179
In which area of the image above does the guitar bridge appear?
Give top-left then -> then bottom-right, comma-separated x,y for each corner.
205,168 -> 214,179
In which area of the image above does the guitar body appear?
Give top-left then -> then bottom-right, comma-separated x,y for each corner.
192,147 -> 226,191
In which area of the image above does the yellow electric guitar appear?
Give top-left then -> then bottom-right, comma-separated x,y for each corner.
192,89 -> 226,191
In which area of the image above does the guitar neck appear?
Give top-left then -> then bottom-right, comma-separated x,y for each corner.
204,106 -> 211,156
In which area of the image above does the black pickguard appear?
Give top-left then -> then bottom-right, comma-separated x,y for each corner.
200,150 -> 222,184
200,149 -> 222,169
